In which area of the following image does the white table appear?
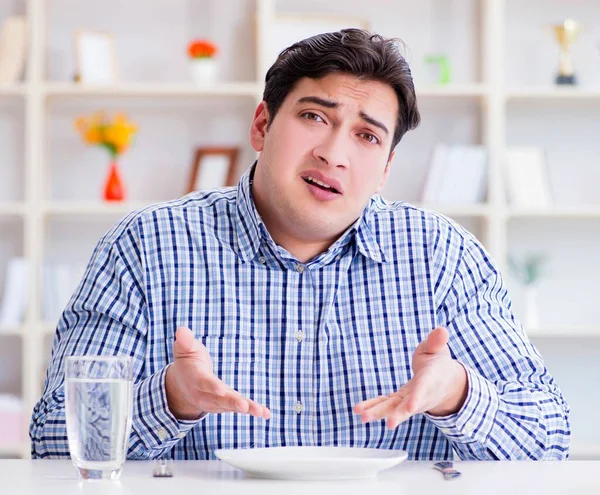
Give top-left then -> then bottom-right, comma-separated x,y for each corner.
3,460 -> 599,495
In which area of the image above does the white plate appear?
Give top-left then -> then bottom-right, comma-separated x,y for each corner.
214,446 -> 408,480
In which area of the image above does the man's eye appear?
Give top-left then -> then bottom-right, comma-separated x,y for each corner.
301,112 -> 324,123
360,132 -> 380,145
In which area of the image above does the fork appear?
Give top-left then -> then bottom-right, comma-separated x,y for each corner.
152,458 -> 174,478
433,461 -> 462,480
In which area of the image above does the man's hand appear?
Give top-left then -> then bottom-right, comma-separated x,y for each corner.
354,327 -> 468,429
165,326 -> 271,421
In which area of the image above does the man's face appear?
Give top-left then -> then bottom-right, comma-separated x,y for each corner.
249,72 -> 398,252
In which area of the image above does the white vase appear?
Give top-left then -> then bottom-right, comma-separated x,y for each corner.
189,58 -> 218,85
524,285 -> 540,331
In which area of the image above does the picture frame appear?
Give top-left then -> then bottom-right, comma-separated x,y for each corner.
74,30 -> 118,84
266,14 -> 370,68
186,147 -> 240,193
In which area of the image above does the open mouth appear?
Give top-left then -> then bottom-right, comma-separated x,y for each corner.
302,176 -> 341,194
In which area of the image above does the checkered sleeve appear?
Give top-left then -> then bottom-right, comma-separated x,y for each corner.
426,235 -> 570,460
29,224 -> 202,460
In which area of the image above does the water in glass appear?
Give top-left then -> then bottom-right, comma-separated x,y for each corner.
65,356 -> 133,480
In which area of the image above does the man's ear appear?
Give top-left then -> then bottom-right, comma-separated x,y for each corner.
249,101 -> 270,152
375,150 -> 395,194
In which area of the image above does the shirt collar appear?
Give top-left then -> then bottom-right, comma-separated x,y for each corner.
235,163 -> 388,265
235,163 -> 263,263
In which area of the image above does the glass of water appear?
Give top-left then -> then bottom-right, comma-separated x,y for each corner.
65,356 -> 134,480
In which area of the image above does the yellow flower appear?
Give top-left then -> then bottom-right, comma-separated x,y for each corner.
74,111 -> 138,158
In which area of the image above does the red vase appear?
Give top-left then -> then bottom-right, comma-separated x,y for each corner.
103,160 -> 126,201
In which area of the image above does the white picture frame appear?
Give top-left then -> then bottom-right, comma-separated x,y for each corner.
74,30 -> 118,84
267,14 -> 370,69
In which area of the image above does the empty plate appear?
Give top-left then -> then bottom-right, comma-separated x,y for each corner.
214,446 -> 408,480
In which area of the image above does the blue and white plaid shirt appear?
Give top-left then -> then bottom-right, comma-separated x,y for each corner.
31,165 -> 570,461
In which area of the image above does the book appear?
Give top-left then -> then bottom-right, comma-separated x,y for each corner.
421,144 -> 488,204
0,16 -> 27,84
0,258 -> 29,327
505,147 -> 552,208
421,143 -> 449,203
42,262 -> 86,322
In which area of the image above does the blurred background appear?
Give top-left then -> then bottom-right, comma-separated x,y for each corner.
0,0 -> 599,459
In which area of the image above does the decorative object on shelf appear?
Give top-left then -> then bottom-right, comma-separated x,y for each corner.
505,147 -> 552,208
42,262 -> 86,322
74,30 -> 118,84
267,14 -> 369,69
0,258 -> 29,327
187,39 -> 219,84
424,54 -> 451,85
508,252 -> 547,330
74,112 -> 138,201
550,19 -> 583,86
187,147 -> 240,193
0,16 -> 27,84
421,144 -> 488,205
0,395 -> 23,445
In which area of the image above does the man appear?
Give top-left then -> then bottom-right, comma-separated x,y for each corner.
30,29 -> 569,461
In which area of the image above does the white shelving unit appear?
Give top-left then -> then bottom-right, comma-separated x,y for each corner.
0,0 -> 599,459
42,82 -> 263,98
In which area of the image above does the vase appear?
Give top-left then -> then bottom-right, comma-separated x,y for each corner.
103,160 -> 126,202
189,58 -> 218,85
524,285 -> 540,331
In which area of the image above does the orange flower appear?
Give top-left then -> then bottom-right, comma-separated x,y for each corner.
74,112 -> 138,158
187,39 -> 218,58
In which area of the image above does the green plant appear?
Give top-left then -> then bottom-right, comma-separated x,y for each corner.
508,253 -> 547,286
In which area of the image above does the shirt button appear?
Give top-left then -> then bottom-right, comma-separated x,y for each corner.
464,423 -> 474,434
176,432 -> 186,439
294,401 -> 304,414
157,428 -> 169,441
335,254 -> 342,261
258,256 -> 266,264
294,264 -> 305,273
295,330 -> 304,343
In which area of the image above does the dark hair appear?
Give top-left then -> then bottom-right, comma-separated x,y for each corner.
263,28 -> 421,152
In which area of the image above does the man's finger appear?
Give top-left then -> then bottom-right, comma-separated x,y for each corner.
354,395 -> 388,414
386,405 -> 413,430
359,394 -> 405,423
196,372 -> 228,397
193,393 -> 248,415
416,327 -> 449,355
173,326 -> 197,357
212,388 -> 270,418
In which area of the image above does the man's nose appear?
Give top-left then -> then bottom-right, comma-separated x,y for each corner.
312,131 -> 350,168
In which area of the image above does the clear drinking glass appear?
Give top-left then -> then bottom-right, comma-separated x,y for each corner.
65,356 -> 134,480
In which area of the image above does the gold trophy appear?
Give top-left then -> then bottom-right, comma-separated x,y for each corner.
552,19 -> 582,85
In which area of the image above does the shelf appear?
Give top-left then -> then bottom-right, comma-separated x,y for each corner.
0,84 -> 26,97
42,322 -> 56,336
42,82 -> 262,98
0,203 -> 25,216
507,87 -> 600,100
416,84 -> 488,98
0,325 -> 24,337
508,206 -> 600,219
43,201 -> 159,216
527,327 -> 600,338
413,203 -> 490,218
0,444 -> 24,458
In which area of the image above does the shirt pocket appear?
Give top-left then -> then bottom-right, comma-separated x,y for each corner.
199,335 -> 265,393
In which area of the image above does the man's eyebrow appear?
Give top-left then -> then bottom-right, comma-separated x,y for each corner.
297,96 -> 338,108
359,111 -> 389,136
296,96 -> 389,136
